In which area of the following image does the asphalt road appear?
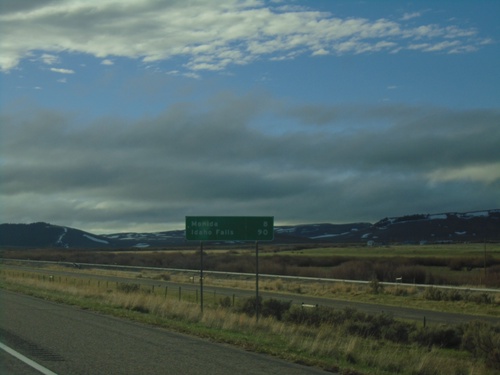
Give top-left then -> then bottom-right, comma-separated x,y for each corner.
3,264 -> 499,326
0,346 -> 43,375
0,290 -> 331,375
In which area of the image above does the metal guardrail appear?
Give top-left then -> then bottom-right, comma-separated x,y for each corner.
2,258 -> 499,293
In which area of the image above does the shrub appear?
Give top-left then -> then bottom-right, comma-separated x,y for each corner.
465,292 -> 492,304
345,321 -> 379,338
423,288 -> 493,304
116,283 -> 140,293
131,305 -> 150,314
443,289 -> 463,302
261,298 -> 291,320
273,279 -> 284,291
219,296 -> 232,308
410,325 -> 461,349
391,287 -> 408,296
369,278 -> 383,294
344,312 -> 403,341
381,320 -> 411,343
284,305 -> 340,327
448,258 -> 464,271
283,305 -> 416,345
237,296 -> 262,317
461,321 -> 500,370
423,287 -> 442,301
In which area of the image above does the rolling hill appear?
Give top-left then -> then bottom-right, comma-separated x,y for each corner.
1,209 -> 499,249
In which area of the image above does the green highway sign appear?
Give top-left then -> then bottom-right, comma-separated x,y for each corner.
185,216 -> 274,241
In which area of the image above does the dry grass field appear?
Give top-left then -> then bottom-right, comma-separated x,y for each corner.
3,242 -> 499,287
2,257 -> 500,375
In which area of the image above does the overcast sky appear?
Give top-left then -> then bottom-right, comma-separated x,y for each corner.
1,0 -> 499,234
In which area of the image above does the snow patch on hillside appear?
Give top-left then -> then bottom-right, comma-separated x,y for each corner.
56,227 -> 69,248
275,227 -> 297,234
83,234 -> 109,244
461,211 -> 488,218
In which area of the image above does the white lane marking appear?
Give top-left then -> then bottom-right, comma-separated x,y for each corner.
0,342 -> 59,375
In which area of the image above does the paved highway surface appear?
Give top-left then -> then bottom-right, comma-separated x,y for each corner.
1,290 -> 331,375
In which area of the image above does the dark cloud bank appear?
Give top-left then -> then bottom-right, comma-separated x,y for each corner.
1,96 -> 499,233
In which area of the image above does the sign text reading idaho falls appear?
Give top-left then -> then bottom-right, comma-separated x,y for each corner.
185,216 -> 274,241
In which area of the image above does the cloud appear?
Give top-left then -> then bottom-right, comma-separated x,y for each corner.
50,67 -> 75,74
401,12 -> 421,21
40,53 -> 59,65
427,163 -> 500,184
311,48 -> 328,56
101,59 -> 114,65
0,0 -> 490,73
1,96 -> 499,232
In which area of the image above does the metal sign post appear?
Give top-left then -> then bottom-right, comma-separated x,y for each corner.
255,241 -> 259,321
200,241 -> 204,314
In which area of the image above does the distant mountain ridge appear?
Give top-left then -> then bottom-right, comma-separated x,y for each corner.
1,209 -> 499,249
